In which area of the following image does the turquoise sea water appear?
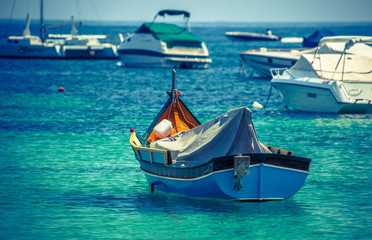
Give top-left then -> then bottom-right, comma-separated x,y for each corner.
1,22 -> 372,239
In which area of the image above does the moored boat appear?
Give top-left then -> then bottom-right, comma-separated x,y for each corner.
47,17 -> 118,59
271,36 -> 372,114
129,70 -> 311,201
0,13 -> 61,58
0,1 -> 118,59
302,29 -> 335,47
240,34 -> 354,78
225,31 -> 281,41
118,10 -> 211,69
240,47 -> 310,77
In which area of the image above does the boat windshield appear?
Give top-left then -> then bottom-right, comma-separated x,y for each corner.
135,22 -> 203,48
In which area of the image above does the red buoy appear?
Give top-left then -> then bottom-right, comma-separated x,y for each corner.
58,87 -> 65,92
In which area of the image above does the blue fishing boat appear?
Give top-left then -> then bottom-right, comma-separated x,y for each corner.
129,70 -> 311,201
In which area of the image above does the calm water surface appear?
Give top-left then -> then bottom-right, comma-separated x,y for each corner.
0,22 -> 372,239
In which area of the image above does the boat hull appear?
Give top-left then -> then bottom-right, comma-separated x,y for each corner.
226,32 -> 281,41
137,153 -> 310,201
272,78 -> 372,114
0,43 -> 61,58
241,50 -> 299,77
63,46 -> 118,59
118,50 -> 211,69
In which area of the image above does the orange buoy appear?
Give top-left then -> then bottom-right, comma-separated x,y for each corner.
58,87 -> 65,92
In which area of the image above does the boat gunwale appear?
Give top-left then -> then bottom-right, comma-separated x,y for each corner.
130,130 -> 310,170
138,153 -> 310,181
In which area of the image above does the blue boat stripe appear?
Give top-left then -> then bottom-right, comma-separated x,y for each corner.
139,153 -> 310,180
117,49 -> 210,58
118,49 -> 164,57
141,163 -> 308,181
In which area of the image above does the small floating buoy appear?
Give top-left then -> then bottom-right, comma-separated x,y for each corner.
116,62 -> 122,67
58,87 -> 65,92
252,101 -> 263,109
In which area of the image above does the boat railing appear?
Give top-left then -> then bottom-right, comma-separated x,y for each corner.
270,68 -> 294,79
130,130 -> 170,165
354,98 -> 372,104
260,47 -> 307,53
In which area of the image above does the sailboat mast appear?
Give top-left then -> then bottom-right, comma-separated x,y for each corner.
40,0 -> 45,42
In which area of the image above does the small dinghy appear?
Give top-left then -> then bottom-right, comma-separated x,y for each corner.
129,70 -> 311,201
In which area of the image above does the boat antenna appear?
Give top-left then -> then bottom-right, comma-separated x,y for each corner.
167,69 -> 179,120
172,69 -> 176,90
70,15 -> 78,36
184,14 -> 190,30
4,0 -> 17,38
40,0 -> 45,42
332,39 -> 357,81
23,13 -> 31,36
332,47 -> 349,81
148,11 -> 160,30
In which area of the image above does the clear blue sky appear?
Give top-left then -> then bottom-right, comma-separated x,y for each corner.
1,0 -> 371,22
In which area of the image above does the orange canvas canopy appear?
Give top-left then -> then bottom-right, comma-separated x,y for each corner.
145,89 -> 200,143
141,70 -> 200,144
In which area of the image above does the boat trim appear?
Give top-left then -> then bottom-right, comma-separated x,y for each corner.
130,131 -> 169,164
236,197 -> 284,202
241,53 -> 299,62
131,130 -> 310,179
118,49 -> 210,58
141,161 -> 308,181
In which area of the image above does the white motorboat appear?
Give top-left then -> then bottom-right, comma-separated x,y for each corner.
240,47 -> 312,77
226,31 -> 281,41
117,10 -> 211,69
271,36 -> 372,114
0,13 -> 61,58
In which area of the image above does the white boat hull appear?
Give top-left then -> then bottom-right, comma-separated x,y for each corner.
225,32 -> 281,41
240,48 -> 309,77
0,42 -> 61,58
272,78 -> 372,114
62,45 -> 118,59
118,51 -> 210,69
241,52 -> 299,77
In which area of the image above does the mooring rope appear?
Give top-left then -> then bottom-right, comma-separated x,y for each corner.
263,83 -> 273,109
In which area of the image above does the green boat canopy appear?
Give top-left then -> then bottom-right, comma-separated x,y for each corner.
135,22 -> 203,48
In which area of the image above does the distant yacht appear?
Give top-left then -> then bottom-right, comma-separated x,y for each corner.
117,10 -> 211,69
0,0 -> 118,59
47,16 -> 118,59
0,13 -> 61,58
226,29 -> 281,41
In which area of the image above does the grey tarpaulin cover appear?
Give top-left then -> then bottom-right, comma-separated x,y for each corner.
149,107 -> 271,166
